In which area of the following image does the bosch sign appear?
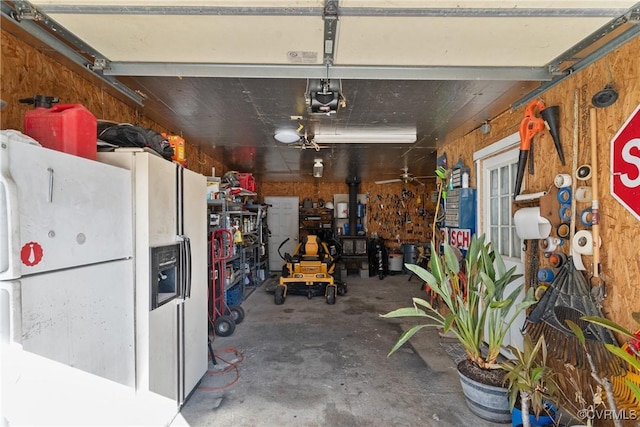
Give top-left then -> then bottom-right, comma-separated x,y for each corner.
441,228 -> 472,251
611,104 -> 640,221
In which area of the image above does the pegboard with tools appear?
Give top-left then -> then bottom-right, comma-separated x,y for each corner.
367,186 -> 434,250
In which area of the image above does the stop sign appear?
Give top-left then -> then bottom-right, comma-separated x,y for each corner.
611,104 -> 640,220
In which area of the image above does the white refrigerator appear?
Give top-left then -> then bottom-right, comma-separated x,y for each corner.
0,131 -> 135,385
98,148 -> 208,406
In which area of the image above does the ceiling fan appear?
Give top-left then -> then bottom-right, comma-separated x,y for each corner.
374,167 -> 433,186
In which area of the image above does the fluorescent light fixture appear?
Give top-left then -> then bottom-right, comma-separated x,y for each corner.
313,131 -> 416,144
313,159 -> 323,178
274,130 -> 300,144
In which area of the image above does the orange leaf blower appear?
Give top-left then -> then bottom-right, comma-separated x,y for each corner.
513,100 -> 565,198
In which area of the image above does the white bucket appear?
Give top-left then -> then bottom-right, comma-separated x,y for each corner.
388,253 -> 403,272
336,202 -> 348,218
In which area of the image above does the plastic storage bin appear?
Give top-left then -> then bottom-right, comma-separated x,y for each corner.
388,253 -> 403,272
402,244 -> 418,272
226,284 -> 243,306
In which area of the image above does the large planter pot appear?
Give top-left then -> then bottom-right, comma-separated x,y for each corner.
457,364 -> 511,424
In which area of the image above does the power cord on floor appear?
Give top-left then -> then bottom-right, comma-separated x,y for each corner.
198,346 -> 244,392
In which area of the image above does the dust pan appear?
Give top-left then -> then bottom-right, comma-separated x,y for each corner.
526,258 -> 620,375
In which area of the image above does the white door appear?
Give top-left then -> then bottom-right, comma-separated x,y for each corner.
475,135 -> 525,352
179,167 -> 208,404
265,196 -> 299,271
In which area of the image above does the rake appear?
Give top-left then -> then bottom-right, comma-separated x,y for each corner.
525,258 -> 621,376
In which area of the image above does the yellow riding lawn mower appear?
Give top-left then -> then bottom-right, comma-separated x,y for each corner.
274,235 -> 346,305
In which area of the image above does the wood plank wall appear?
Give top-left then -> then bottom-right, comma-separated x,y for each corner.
0,29 -> 223,177
438,36 -> 640,333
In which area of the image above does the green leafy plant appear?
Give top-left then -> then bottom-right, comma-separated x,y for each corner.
500,334 -> 559,427
380,234 -> 536,370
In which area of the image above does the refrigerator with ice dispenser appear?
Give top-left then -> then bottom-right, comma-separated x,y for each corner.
98,147 -> 208,406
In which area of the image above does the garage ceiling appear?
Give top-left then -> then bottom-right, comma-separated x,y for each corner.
5,1 -> 640,183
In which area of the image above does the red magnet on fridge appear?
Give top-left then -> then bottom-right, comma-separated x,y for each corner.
21,241 -> 43,266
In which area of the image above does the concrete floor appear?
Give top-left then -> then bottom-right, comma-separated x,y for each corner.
176,272 -> 506,427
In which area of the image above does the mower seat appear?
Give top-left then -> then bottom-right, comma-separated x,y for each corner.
299,235 -> 325,262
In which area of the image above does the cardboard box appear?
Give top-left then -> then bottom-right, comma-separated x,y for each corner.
206,177 -> 220,200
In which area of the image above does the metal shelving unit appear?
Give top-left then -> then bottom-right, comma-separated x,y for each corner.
246,204 -> 269,289
299,207 -> 333,241
208,198 -> 268,307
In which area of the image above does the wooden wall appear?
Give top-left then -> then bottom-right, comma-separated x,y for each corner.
438,36 -> 640,333
260,180 -> 437,251
0,29 -> 223,177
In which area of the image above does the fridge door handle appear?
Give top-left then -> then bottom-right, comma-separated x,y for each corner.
177,235 -> 192,300
184,236 -> 192,299
0,281 -> 22,345
0,142 -> 21,280
47,167 -> 54,203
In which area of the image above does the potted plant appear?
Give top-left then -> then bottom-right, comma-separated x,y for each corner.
380,234 -> 536,423
500,334 -> 559,427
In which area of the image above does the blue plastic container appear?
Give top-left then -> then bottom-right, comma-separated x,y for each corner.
226,284 -> 243,306
511,403 -> 556,427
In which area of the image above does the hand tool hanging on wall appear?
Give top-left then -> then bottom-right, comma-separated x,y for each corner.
540,105 -> 565,165
526,259 -> 619,372
589,108 -> 605,305
513,100 -> 565,198
570,89 -> 585,271
514,100 -> 546,198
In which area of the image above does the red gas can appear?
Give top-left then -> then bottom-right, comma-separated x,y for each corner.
21,95 -> 97,160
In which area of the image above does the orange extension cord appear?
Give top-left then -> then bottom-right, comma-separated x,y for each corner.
197,346 -> 244,392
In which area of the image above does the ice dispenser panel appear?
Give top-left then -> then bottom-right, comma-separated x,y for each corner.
150,244 -> 180,310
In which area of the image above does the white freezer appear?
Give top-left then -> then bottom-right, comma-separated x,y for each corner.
0,132 -> 138,424
0,131 -> 132,280
0,132 -> 135,385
